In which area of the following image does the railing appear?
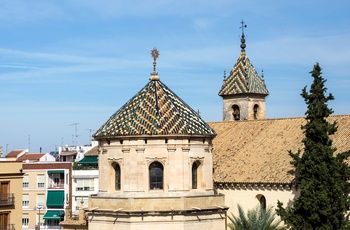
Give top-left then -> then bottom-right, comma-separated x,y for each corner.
0,194 -> 14,206
76,187 -> 94,191
0,224 -> 15,230
73,164 -> 98,170
47,183 -> 65,189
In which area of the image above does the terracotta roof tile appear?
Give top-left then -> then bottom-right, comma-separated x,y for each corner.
84,146 -> 98,156
209,115 -> 350,183
17,153 -> 45,162
6,149 -> 25,158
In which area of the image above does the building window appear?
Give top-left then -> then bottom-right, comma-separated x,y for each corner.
232,105 -> 240,120
0,212 -> 9,228
192,162 -> 199,189
37,194 -> 45,207
254,104 -> 259,120
113,163 -> 121,191
256,194 -> 266,211
23,174 -> 29,188
22,194 -> 29,207
37,174 -> 45,188
22,214 -> 29,226
63,156 -> 67,162
76,179 -> 94,191
260,195 -> 266,211
149,162 -> 163,190
47,219 -> 59,227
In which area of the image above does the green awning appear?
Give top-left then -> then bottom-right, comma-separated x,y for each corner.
47,170 -> 64,174
46,191 -> 64,208
43,210 -> 64,220
78,156 -> 98,165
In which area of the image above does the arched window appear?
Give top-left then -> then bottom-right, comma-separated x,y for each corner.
254,104 -> 259,120
113,163 -> 121,191
232,105 -> 240,120
259,195 -> 266,211
192,162 -> 199,189
149,162 -> 163,190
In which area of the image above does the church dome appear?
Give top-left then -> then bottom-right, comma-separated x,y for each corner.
94,49 -> 216,138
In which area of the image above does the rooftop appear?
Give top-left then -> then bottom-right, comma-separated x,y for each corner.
209,115 -> 350,184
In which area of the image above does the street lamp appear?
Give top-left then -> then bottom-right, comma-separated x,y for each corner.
37,205 -> 43,230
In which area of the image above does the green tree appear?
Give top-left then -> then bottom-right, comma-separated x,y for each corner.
276,63 -> 350,229
228,204 -> 286,230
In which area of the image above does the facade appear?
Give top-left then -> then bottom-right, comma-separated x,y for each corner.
22,162 -> 72,229
0,161 -> 23,230
72,170 -> 98,215
72,146 -> 99,216
86,49 -> 227,229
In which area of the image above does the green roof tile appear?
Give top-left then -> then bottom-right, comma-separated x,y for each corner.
94,80 -> 216,138
219,50 -> 269,96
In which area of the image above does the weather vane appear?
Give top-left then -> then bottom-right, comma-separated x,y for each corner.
151,48 -> 159,73
150,48 -> 160,81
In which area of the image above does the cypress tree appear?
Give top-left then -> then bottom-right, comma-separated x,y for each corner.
276,63 -> 350,229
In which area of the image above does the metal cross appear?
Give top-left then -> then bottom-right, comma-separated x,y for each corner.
240,19 -> 247,34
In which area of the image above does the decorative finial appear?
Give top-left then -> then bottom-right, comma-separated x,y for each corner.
240,20 -> 247,51
261,69 -> 265,80
150,48 -> 160,81
223,70 -> 226,81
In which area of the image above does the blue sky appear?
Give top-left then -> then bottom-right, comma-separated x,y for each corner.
1,0 -> 350,153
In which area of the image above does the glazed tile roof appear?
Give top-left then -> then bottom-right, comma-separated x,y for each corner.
209,115 -> 350,184
94,79 -> 216,138
219,50 -> 269,96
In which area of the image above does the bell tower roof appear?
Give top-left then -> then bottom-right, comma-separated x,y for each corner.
219,20 -> 269,97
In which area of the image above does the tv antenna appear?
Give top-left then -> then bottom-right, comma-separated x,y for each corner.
69,123 -> 80,145
87,129 -> 95,144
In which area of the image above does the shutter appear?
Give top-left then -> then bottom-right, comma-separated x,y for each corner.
23,174 -> 29,183
37,174 -> 45,183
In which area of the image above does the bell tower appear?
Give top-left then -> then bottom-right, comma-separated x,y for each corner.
219,20 -> 269,121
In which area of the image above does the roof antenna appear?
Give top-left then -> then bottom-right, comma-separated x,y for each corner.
150,48 -> 160,81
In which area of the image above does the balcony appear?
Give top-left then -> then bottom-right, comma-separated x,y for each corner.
47,183 -> 65,189
47,170 -> 65,189
0,194 -> 14,206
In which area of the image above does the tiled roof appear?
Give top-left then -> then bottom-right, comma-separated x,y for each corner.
219,50 -> 269,96
17,153 -> 45,162
6,149 -> 25,158
84,146 -> 98,156
94,80 -> 216,138
209,115 -> 350,184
